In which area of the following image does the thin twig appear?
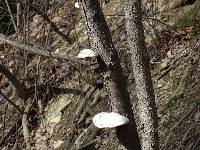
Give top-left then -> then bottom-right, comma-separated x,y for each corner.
16,2 -> 21,30
23,0 -> 30,78
73,87 -> 96,122
4,0 -> 17,32
104,13 -> 176,32
156,65 -> 174,81
144,16 -> 176,32
0,90 -> 24,115
30,6 -> 72,43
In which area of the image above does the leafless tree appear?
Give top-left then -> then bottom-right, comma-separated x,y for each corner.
124,0 -> 159,149
79,0 -> 141,149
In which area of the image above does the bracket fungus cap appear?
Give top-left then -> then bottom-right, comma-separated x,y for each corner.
77,49 -> 98,58
75,2 -> 80,8
92,112 -> 129,128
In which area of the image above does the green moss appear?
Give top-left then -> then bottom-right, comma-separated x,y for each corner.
191,22 -> 200,36
176,0 -> 200,36
165,97 -> 176,108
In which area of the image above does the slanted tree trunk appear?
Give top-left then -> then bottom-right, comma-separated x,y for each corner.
124,0 -> 159,149
79,0 -> 141,149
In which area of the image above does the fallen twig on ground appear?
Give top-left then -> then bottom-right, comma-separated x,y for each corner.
64,86 -> 98,149
73,87 -> 97,122
161,104 -> 196,149
156,65 -> 175,81
74,124 -> 100,150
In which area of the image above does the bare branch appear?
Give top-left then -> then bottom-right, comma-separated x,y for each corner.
0,63 -> 27,99
0,34 -> 93,66
4,0 -> 17,32
0,91 -> 24,115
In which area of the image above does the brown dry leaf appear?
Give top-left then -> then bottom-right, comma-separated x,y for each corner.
185,26 -> 194,33
51,16 -> 61,23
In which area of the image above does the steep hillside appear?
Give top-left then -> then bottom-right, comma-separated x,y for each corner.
0,0 -> 199,149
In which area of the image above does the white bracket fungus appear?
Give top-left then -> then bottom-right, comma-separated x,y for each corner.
77,49 -> 98,58
92,112 -> 129,128
75,2 -> 80,8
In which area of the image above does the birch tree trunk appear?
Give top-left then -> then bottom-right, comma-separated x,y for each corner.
79,0 -> 141,149
124,0 -> 159,149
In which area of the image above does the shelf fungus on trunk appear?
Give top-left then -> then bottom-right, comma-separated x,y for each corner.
75,2 -> 80,8
77,49 -> 98,58
92,112 -> 129,128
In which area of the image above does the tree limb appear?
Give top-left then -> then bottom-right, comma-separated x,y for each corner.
0,34 -> 93,66
0,90 -> 24,115
0,63 -> 27,99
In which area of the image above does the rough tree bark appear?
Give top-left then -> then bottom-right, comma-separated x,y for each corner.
124,0 -> 159,149
79,0 -> 141,149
